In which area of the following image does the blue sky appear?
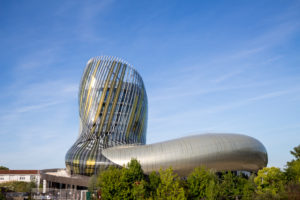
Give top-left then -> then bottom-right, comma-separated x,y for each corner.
0,0 -> 300,170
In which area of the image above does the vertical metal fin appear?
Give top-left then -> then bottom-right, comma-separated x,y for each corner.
90,61 -> 117,135
97,62 -> 122,137
126,94 -> 139,139
79,60 -> 94,112
105,64 -> 127,134
84,60 -> 102,121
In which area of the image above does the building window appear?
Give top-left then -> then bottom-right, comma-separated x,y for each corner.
0,177 -> 4,180
30,175 -> 36,181
20,176 -> 25,180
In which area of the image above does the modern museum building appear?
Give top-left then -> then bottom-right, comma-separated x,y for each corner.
41,56 -> 268,189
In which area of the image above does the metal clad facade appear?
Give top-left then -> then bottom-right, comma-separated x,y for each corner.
102,134 -> 268,176
65,56 -> 267,177
65,56 -> 148,176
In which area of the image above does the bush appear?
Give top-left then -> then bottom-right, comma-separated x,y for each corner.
0,181 -> 36,193
0,166 -> 8,170
91,144 -> 300,200
186,166 -> 217,199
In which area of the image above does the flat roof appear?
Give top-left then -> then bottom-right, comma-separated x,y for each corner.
0,170 -> 39,175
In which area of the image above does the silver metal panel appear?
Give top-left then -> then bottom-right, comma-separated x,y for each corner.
102,133 -> 268,176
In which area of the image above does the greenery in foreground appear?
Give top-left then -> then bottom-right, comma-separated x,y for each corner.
89,145 -> 300,200
0,166 -> 8,170
0,181 -> 36,200
0,181 -> 36,193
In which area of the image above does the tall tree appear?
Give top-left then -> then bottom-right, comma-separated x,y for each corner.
219,171 -> 237,200
290,145 -> 300,160
147,171 -> 161,198
97,166 -> 123,199
205,179 -> 219,200
97,159 -> 145,199
0,166 -> 8,170
283,144 -> 300,199
123,158 -> 144,184
254,167 -> 286,199
156,167 -> 186,200
285,144 -> 300,183
186,167 -> 217,199
0,181 -> 36,193
132,179 -> 147,200
241,174 -> 256,200
285,159 -> 300,184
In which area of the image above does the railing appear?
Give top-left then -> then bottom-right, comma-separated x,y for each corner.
31,188 -> 90,200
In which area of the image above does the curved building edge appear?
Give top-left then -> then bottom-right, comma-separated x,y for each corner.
102,133 -> 268,176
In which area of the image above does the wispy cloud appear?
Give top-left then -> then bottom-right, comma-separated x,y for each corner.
0,80 -> 78,122
211,70 -> 243,83
15,101 -> 62,113
149,87 -> 300,125
228,47 -> 266,60
76,0 -> 114,42
17,48 -> 60,70
149,80 -> 270,102
251,21 -> 300,47
201,88 -> 300,114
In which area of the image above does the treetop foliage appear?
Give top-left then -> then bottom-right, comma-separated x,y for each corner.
290,144 -> 300,160
89,145 -> 300,200
254,167 -> 286,199
0,181 -> 36,193
0,166 -> 8,170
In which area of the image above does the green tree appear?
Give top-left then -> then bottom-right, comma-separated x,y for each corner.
285,159 -> 300,184
284,144 -> 300,199
97,166 -> 123,199
97,159 -> 145,200
254,167 -> 286,199
241,174 -> 256,200
186,167 -> 217,199
218,171 -> 237,199
119,159 -> 145,199
156,167 -> 186,200
88,174 -> 98,192
0,192 -> 5,200
132,179 -> 147,200
0,181 -> 36,193
217,172 -> 255,200
205,178 -> 219,200
0,166 -> 8,170
146,171 -> 161,198
290,145 -> 300,160
122,159 -> 144,184
285,144 -> 300,183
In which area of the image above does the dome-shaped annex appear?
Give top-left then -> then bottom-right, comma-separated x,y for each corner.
102,133 -> 268,176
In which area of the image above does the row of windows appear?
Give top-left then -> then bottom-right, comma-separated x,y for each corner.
0,176 -> 25,180
0,175 -> 37,181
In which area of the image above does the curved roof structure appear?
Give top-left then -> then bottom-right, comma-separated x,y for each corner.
103,133 -> 268,176
65,56 -> 268,176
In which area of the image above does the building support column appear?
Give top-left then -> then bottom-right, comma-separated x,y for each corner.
37,176 -> 40,192
42,179 -> 47,193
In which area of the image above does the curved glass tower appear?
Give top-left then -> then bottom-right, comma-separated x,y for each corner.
65,56 -> 148,175
66,56 -> 268,176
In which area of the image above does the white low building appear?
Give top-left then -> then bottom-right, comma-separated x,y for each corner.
0,170 -> 40,185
